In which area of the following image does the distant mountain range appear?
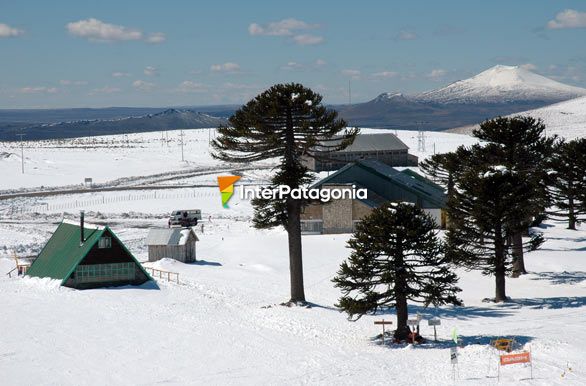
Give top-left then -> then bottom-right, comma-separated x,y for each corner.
0,109 -> 228,141
2,65 -> 585,141
336,65 -> 586,130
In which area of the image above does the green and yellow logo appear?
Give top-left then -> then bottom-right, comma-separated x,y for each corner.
217,175 -> 241,208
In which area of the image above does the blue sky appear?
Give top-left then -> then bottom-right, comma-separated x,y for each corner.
1,0 -> 586,108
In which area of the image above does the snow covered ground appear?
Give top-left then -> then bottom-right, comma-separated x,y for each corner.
449,95 -> 586,140
1,128 -> 584,385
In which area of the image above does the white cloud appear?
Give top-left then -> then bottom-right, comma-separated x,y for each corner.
177,81 -> 208,93
372,71 -> 398,78
315,59 -> 326,66
341,69 -> 361,79
427,69 -> 447,80
145,32 -> 166,44
547,9 -> 586,29
67,18 -> 142,42
19,86 -> 58,94
249,18 -> 323,46
397,30 -> 418,40
66,18 -> 166,43
132,80 -> 155,91
59,80 -> 88,86
520,63 -> 537,71
210,62 -> 241,73
292,34 -> 323,46
0,23 -> 23,38
280,61 -> 304,71
112,72 -> 130,77
144,66 -> 158,76
89,86 -> 121,95
248,18 -> 318,36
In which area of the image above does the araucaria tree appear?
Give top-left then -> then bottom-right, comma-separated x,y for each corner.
212,83 -> 357,305
471,116 -> 555,277
333,203 -> 461,340
446,152 -> 543,302
548,138 -> 586,230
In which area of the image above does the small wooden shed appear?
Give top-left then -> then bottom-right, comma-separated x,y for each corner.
146,228 -> 199,263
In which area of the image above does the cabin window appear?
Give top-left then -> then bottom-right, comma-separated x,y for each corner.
98,237 -> 112,249
75,262 -> 135,283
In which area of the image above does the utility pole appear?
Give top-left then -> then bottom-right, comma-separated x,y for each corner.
348,79 -> 352,105
180,130 -> 185,162
16,133 -> 25,174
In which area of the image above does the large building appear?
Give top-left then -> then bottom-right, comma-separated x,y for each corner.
302,133 -> 418,172
300,159 -> 446,234
27,218 -> 152,289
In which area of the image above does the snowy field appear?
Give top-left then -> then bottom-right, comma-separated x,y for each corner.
1,128 -> 585,385
450,95 -> 586,140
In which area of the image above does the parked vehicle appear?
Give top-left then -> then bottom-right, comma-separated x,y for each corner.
169,209 -> 201,227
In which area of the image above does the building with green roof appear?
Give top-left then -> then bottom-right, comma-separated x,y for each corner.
301,159 -> 447,233
27,217 -> 152,289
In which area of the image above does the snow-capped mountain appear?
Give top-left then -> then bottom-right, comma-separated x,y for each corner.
417,65 -> 586,104
336,65 -> 586,129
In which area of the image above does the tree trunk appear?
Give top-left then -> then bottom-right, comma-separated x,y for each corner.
568,196 -> 576,230
282,103 -> 306,305
494,226 -> 507,302
286,198 -> 306,304
394,292 -> 409,341
393,245 -> 409,341
511,231 -> 526,277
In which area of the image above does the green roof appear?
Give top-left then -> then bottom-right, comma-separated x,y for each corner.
400,168 -> 444,193
27,221 -> 150,285
312,159 -> 446,208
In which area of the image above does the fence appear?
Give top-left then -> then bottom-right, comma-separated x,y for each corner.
301,219 -> 323,234
144,266 -> 180,284
10,189 -> 220,214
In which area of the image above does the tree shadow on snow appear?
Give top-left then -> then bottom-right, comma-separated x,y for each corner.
371,334 -> 534,350
528,271 -> 586,285
396,304 -> 514,320
502,296 -> 586,310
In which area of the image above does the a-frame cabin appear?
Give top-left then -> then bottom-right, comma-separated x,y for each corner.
27,216 -> 152,289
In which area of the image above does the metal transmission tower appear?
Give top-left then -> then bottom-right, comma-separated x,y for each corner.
417,130 -> 426,152
416,121 -> 427,153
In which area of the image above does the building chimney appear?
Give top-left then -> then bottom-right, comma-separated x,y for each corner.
80,210 -> 85,244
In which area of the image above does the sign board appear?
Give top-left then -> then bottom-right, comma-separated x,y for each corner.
450,347 -> 458,364
407,319 -> 419,327
374,320 -> 393,325
428,318 -> 441,326
500,352 -> 531,366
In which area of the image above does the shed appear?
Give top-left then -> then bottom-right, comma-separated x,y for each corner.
146,228 -> 199,263
27,219 -> 152,289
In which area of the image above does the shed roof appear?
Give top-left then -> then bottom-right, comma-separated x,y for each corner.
27,221 -> 150,285
320,133 -> 409,153
146,228 -> 199,246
